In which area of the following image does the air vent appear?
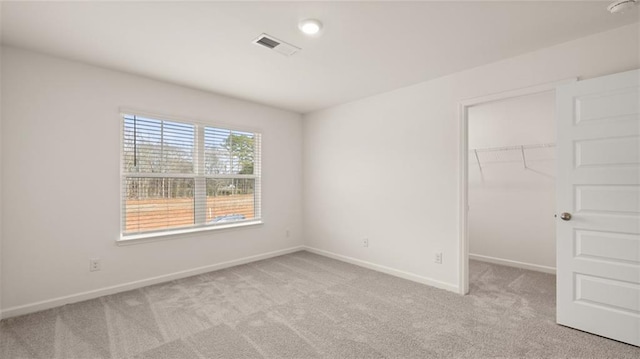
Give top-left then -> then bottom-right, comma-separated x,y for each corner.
252,33 -> 301,57
256,36 -> 280,49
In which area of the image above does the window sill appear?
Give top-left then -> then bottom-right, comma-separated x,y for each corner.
117,220 -> 264,246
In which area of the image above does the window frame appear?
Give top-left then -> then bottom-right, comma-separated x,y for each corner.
118,110 -> 263,243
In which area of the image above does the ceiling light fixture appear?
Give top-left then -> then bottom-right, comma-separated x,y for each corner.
607,0 -> 638,13
298,19 -> 322,35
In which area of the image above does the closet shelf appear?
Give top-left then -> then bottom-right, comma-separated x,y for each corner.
470,142 -> 555,171
469,142 -> 555,153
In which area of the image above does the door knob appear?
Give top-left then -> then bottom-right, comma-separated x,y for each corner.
560,212 -> 572,221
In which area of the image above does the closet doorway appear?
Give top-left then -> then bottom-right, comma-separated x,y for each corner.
458,80 -> 574,295
459,71 -> 639,345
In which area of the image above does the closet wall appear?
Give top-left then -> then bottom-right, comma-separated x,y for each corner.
468,91 -> 556,272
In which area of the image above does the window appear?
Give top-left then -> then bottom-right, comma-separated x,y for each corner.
121,114 -> 261,238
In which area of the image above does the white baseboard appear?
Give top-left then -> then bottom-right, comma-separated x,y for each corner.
469,253 -> 556,274
304,246 -> 459,293
1,246 -> 305,320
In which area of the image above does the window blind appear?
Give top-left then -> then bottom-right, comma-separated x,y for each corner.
121,114 -> 261,236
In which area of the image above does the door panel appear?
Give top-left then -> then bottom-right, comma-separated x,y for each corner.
575,87 -> 640,124
557,69 -> 640,346
575,136 -> 640,167
575,229 -> 640,264
575,274 -> 640,314
575,185 -> 640,214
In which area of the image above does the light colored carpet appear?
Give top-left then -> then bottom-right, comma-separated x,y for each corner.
1,251 -> 639,358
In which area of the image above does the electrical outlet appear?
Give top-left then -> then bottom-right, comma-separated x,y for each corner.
363,238 -> 369,247
90,258 -> 101,272
434,252 -> 443,264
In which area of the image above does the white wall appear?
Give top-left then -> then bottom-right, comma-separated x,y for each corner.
468,92 -> 556,271
1,47 -> 303,315
303,23 -> 639,292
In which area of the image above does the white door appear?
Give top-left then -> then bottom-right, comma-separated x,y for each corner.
556,69 -> 640,346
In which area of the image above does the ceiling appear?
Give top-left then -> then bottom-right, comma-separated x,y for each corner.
1,1 -> 638,113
